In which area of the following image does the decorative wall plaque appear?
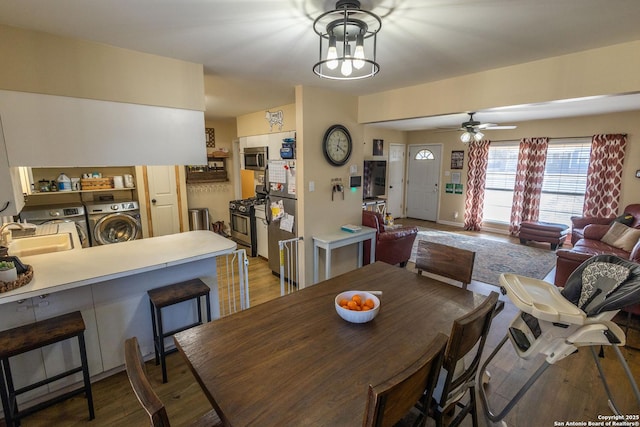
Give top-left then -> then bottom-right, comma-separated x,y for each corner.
205,128 -> 215,148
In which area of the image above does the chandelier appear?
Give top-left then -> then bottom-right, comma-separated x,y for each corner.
312,0 -> 382,80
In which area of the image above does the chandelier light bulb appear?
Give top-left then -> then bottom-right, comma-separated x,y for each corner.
326,35 -> 339,70
341,44 -> 353,76
460,132 -> 472,143
353,34 -> 365,69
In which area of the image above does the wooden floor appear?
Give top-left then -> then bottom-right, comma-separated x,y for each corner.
4,220 -> 639,426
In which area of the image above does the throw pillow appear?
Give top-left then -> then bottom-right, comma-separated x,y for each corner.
611,213 -> 634,226
601,222 -> 640,252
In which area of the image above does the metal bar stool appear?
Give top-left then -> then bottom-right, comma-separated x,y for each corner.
148,278 -> 211,383
0,311 -> 94,427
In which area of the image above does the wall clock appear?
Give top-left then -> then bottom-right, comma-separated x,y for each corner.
323,124 -> 352,166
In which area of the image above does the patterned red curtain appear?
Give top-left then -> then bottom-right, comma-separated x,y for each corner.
509,137 -> 549,235
463,140 -> 490,231
583,134 -> 627,217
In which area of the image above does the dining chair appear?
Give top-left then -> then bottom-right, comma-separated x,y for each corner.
415,291 -> 500,427
363,333 -> 448,427
124,337 -> 223,427
415,240 -> 476,289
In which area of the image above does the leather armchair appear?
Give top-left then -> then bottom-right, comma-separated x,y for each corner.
362,210 -> 418,267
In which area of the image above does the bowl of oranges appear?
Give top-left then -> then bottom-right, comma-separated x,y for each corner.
335,290 -> 380,323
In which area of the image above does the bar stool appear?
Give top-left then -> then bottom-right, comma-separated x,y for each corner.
148,278 -> 211,383
0,311 -> 94,427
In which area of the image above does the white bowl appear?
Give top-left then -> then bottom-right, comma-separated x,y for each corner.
335,290 -> 381,323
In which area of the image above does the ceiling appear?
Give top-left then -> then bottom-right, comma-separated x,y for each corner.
2,0 -> 640,128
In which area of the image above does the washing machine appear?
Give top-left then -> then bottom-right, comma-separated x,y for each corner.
85,201 -> 142,246
19,203 -> 92,248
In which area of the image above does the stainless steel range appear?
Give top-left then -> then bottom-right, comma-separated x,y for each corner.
229,197 -> 265,257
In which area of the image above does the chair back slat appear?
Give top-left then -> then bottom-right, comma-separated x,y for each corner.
124,337 -> 171,427
364,333 -> 448,427
416,240 -> 475,289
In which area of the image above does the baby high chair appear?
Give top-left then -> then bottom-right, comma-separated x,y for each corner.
479,254 -> 640,424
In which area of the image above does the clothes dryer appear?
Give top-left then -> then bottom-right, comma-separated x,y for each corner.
85,201 -> 142,246
19,203 -> 91,247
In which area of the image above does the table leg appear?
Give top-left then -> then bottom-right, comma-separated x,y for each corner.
357,242 -> 363,268
369,235 -> 376,264
325,247 -> 332,282
314,243 -> 319,284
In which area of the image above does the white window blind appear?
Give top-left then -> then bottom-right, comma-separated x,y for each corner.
483,138 -> 591,226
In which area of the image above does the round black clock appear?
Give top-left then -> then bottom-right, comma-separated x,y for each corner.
323,124 -> 352,166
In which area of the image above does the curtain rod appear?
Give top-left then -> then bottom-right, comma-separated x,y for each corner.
488,134 -> 627,143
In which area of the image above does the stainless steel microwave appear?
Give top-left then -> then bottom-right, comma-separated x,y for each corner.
243,147 -> 268,171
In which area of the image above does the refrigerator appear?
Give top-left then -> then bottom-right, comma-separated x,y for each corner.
264,160 -> 298,277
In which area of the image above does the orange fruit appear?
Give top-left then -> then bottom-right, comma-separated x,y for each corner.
364,299 -> 375,309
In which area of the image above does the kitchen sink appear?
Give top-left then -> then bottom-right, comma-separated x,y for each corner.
8,233 -> 74,257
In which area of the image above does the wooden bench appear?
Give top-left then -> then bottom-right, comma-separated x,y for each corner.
0,311 -> 94,426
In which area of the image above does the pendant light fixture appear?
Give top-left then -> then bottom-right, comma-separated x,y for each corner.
313,0 -> 381,80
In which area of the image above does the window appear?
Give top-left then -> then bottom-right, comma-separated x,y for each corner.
483,138 -> 591,226
414,149 -> 435,160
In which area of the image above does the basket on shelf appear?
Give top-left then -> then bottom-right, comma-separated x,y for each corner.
80,177 -> 114,190
0,264 -> 34,294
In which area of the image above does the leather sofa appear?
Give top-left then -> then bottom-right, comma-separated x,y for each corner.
362,210 -> 418,267
555,204 -> 640,286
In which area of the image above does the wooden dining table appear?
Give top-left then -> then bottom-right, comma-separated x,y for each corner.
174,261 -> 487,426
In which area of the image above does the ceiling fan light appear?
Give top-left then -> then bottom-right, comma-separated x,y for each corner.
474,131 -> 484,141
460,132 -> 472,143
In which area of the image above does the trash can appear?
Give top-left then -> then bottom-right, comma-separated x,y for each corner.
189,208 -> 211,231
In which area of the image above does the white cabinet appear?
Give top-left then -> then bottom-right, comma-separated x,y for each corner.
0,115 -> 25,216
255,205 -> 268,259
0,299 -> 47,405
33,288 -> 103,392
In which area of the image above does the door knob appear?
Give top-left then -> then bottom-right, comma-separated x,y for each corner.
152,199 -> 157,204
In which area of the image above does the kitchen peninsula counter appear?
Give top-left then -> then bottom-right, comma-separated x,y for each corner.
0,230 -> 236,304
0,230 -> 237,404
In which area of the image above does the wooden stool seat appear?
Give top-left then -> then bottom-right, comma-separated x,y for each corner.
0,311 -> 85,358
0,311 -> 94,426
148,278 -> 211,383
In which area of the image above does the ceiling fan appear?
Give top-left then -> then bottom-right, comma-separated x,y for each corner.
451,112 -> 517,143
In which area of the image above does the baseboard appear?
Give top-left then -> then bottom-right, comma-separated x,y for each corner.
436,219 -> 465,228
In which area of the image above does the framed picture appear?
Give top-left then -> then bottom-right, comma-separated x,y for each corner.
451,150 -> 464,169
205,128 -> 215,148
373,139 -> 384,156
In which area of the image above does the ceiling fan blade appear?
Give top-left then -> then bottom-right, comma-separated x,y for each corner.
483,125 -> 517,130
477,123 -> 497,129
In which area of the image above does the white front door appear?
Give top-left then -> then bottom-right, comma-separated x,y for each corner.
387,143 -> 405,218
146,165 -> 181,237
406,144 -> 441,221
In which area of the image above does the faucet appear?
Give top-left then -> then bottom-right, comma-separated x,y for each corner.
0,222 -> 25,246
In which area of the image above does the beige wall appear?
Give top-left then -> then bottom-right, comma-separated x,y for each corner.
186,118 -> 238,225
296,85 -> 363,286
236,103 -> 296,137
363,126 -> 407,160
0,24 -> 204,110
408,110 -> 640,232
359,41 -> 640,124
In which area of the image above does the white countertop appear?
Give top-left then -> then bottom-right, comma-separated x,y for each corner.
0,230 -> 236,304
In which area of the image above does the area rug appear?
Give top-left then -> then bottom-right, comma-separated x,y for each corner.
409,229 -> 557,287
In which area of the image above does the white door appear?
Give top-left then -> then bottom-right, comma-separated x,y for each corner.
146,165 -> 180,237
406,144 -> 441,221
387,144 -> 405,218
